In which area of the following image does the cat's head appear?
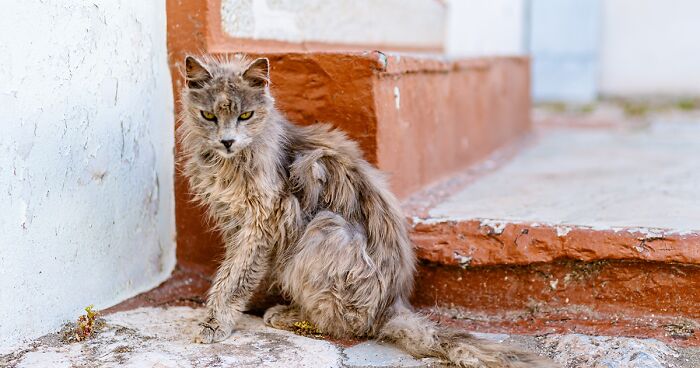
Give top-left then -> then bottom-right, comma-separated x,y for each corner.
180,55 -> 273,158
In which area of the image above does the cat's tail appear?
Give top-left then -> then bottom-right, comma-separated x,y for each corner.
378,305 -> 558,368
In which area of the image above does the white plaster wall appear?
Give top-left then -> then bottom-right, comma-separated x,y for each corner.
601,0 -> 700,96
221,0 -> 446,49
0,0 -> 175,351
446,0 -> 526,57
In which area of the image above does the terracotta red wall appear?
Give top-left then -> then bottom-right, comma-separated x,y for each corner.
374,57 -> 531,197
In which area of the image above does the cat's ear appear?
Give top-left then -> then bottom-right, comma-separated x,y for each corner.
242,58 -> 270,88
184,56 -> 212,89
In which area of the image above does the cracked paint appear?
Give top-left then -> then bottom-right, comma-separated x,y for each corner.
393,86 -> 401,109
0,0 -> 175,352
479,219 -> 507,235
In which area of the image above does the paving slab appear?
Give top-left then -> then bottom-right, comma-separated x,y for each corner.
3,306 -> 700,368
0,307 -> 436,368
428,121 -> 700,232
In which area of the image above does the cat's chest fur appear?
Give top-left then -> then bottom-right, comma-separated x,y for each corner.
198,162 -> 281,229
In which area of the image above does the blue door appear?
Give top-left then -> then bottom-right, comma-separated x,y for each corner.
529,0 -> 601,102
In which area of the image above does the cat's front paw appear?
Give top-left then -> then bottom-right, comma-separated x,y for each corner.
193,317 -> 232,344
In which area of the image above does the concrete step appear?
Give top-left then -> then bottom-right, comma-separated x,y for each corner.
4,306 -> 699,368
405,116 -> 700,345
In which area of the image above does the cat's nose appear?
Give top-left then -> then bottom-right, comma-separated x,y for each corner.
220,139 -> 235,149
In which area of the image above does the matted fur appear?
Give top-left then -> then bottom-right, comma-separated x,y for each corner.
178,54 -> 557,367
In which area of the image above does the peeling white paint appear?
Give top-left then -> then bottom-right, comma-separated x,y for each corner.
480,219 -> 507,235
413,215 -> 693,239
394,86 -> 401,110
410,216 -> 456,226
623,227 -> 666,239
375,52 -> 389,69
0,1 -> 175,351
453,252 -> 473,268
549,279 -> 559,290
556,226 -> 573,237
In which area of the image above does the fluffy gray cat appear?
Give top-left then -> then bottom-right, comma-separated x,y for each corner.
178,55 -> 556,368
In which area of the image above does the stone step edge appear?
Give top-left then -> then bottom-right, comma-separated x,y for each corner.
409,217 -> 700,267
418,304 -> 700,348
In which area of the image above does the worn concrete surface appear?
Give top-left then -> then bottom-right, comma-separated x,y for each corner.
3,306 -> 700,368
429,120 -> 700,232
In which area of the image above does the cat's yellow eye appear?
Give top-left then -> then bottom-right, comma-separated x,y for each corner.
201,111 -> 217,122
238,111 -> 253,121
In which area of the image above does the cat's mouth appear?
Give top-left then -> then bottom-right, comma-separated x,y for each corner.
215,143 -> 248,158
216,147 -> 239,158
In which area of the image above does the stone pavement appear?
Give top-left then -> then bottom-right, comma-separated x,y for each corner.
428,120 -> 700,231
2,306 -> 700,368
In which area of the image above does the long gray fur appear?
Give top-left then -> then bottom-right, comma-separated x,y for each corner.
178,54 -> 556,368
